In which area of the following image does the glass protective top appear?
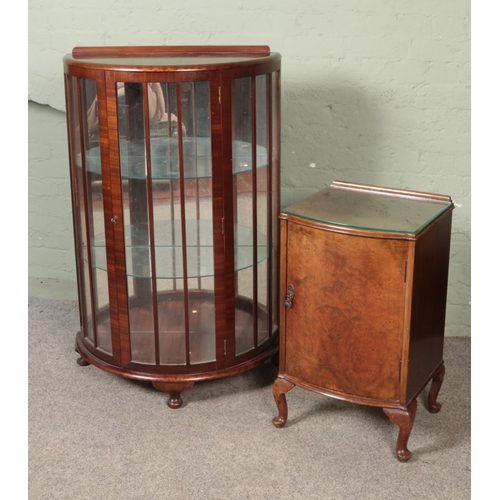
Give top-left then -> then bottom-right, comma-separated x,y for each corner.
282,182 -> 452,234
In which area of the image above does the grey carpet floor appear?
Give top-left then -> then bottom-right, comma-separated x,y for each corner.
29,296 -> 470,500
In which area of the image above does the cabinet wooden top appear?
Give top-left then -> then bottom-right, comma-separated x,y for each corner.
64,45 -> 281,73
280,180 -> 454,238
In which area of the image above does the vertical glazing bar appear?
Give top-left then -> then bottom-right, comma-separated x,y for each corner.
274,70 -> 282,329
212,73 -> 229,368
193,87 -> 202,288
231,82 -> 239,300
176,83 -> 191,365
143,82 -> 160,366
166,83 -> 172,138
251,76 -> 258,348
169,180 -> 177,288
266,73 -> 273,336
76,79 -> 99,346
104,73 -> 129,366
166,83 -> 177,290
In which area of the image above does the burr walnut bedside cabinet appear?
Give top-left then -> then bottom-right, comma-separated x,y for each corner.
272,180 -> 454,462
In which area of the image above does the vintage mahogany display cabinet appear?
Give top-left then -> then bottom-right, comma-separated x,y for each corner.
273,181 -> 454,461
63,46 -> 281,408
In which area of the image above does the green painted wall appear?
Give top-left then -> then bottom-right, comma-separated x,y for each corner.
28,0 -> 470,336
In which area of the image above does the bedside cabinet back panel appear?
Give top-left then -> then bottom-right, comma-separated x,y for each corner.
283,222 -> 408,402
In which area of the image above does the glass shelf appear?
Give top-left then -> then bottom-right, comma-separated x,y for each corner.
282,183 -> 452,234
91,220 -> 268,279
81,138 -> 268,179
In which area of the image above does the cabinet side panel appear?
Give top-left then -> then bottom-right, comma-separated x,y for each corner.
406,211 -> 453,401
278,219 -> 288,371
284,223 -> 407,402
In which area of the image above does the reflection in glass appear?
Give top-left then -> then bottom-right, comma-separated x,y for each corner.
152,84 -> 186,365
72,77 -> 112,355
232,76 -> 271,355
69,71 -> 278,367
115,80 -> 215,365
68,75 -> 94,344
118,82 -> 156,364
181,81 -> 216,365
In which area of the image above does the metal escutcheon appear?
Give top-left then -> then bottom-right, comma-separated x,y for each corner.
284,284 -> 295,309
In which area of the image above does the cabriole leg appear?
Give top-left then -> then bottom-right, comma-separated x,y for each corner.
272,377 -> 295,428
383,400 -> 418,462
428,364 -> 445,413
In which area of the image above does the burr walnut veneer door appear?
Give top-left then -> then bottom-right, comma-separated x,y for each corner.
283,221 -> 408,403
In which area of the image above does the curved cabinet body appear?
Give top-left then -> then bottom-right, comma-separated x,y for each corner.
273,181 -> 454,461
63,46 -> 281,407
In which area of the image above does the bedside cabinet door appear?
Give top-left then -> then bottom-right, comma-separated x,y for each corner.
283,223 -> 408,402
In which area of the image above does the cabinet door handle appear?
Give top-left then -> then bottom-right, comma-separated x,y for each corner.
284,284 -> 295,309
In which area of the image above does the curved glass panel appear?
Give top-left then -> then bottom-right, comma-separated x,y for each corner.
67,76 -> 94,345
232,76 -> 271,355
116,80 -> 217,366
118,82 -> 156,364
180,80 -> 215,364
72,77 -> 112,355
